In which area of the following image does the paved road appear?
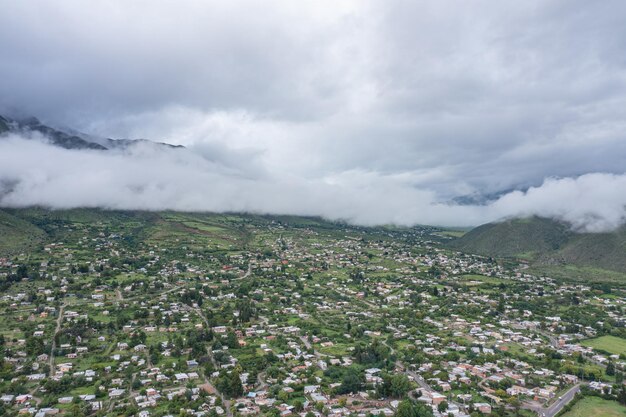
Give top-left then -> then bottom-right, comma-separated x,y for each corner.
299,335 -> 326,359
404,368 -> 433,393
402,365 -> 465,412
255,371 -> 268,391
49,304 -> 65,377
536,330 -> 606,369
524,384 -> 581,417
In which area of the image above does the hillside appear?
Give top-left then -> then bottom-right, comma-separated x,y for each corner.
0,209 -> 47,255
451,217 -> 572,259
0,114 -> 183,150
452,216 -> 626,279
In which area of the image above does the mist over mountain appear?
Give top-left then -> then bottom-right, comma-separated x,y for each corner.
2,117 -> 626,232
0,114 -> 182,151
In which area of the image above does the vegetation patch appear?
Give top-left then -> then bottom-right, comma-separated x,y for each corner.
581,336 -> 626,356
560,396 -> 626,417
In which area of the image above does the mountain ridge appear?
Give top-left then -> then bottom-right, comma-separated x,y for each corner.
451,216 -> 626,279
0,114 -> 183,151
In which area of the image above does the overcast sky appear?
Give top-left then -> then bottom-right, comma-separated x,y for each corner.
1,1 -> 626,230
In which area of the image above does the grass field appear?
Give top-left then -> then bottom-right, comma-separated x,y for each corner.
530,265 -> 626,285
561,396 -> 626,417
438,229 -> 467,238
581,336 -> 626,356
458,274 -> 506,285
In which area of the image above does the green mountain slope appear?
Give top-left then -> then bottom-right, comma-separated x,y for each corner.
0,209 -> 47,255
452,216 -> 626,279
451,217 -> 572,260
544,229 -> 626,273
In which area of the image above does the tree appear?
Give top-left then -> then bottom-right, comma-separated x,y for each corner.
506,396 -> 520,410
353,339 -> 391,365
236,298 -> 256,323
217,368 -> 243,398
66,403 -> 88,417
293,399 -> 304,412
618,387 -> 626,405
278,390 -> 289,403
606,361 -> 615,376
16,265 -> 28,279
25,337 -> 44,356
395,399 -> 433,417
225,331 -> 239,349
380,373 -> 411,398
336,368 -> 363,394
437,401 -> 448,413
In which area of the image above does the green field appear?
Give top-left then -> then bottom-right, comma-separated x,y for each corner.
458,274 -> 506,285
438,229 -> 467,238
531,265 -> 626,285
581,336 -> 626,356
561,396 -> 626,417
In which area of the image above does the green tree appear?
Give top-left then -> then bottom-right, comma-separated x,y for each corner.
293,399 -> 304,412
380,373 -> 411,398
395,399 -> 433,417
336,368 -> 363,394
606,361 -> 615,376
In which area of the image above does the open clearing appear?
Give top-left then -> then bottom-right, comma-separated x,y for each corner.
581,336 -> 626,356
561,396 -> 626,417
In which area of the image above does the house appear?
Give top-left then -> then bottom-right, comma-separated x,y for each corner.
431,393 -> 446,405
304,385 -> 319,394
34,408 -> 60,416
57,363 -> 73,373
474,403 -> 492,413
15,394 -> 32,404
0,394 -> 14,404
175,373 -> 189,382
310,393 -> 327,403
109,389 -> 125,398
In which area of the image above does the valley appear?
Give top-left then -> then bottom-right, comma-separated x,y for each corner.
0,209 -> 624,417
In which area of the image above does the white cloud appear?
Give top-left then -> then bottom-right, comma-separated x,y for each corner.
1,134 -> 626,231
1,1 -> 626,228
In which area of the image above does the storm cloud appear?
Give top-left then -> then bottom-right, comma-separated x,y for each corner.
1,1 -> 626,230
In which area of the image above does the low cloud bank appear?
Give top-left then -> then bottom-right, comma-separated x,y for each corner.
1,134 -> 625,232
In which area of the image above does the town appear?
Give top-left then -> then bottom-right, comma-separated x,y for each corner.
0,209 -> 624,417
